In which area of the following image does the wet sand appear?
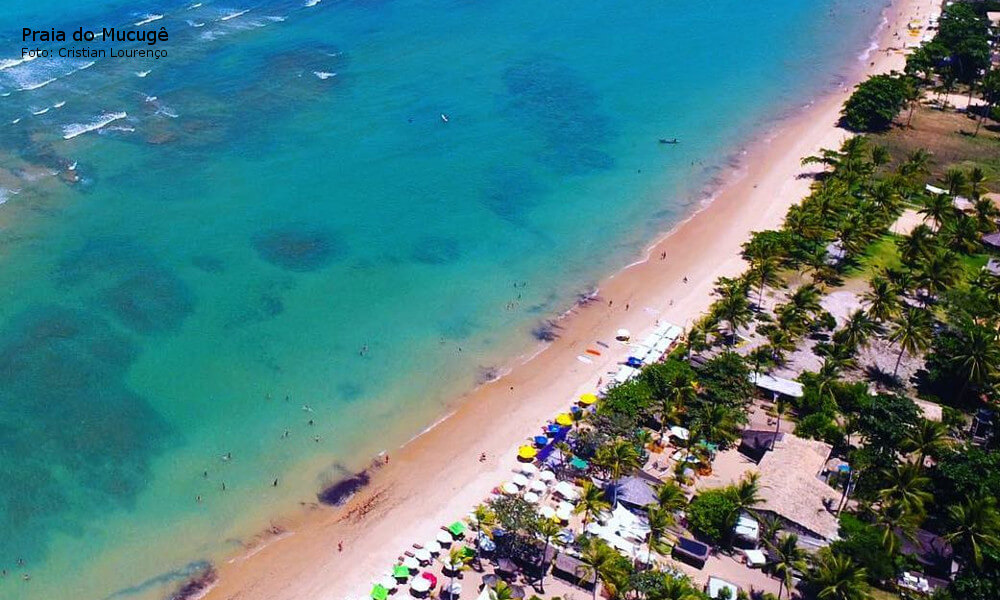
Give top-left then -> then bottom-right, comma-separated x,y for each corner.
197,0 -> 937,598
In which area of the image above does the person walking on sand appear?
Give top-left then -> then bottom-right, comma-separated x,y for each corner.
338,541 -> 343,552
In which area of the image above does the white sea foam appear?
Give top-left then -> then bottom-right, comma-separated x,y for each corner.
304,0 -> 321,6
136,70 -> 151,77
0,54 -> 37,71
188,2 -> 203,8
313,71 -> 336,80
53,101 -> 66,108
31,107 -> 49,115
21,77 -> 57,91
10,118 -> 20,124
135,14 -> 164,26
266,16 -> 286,22
62,111 -> 127,139
0,188 -> 18,205
187,20 -> 206,27
220,9 -> 250,21
145,95 -> 158,102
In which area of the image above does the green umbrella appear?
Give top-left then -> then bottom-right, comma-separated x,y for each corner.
370,584 -> 389,600
392,565 -> 410,580
448,521 -> 466,536
458,545 -> 476,559
570,457 -> 588,470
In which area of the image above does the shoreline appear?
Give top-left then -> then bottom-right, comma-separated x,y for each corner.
197,1 -> 937,598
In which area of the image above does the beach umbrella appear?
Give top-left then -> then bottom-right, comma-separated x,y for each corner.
616,328 -> 631,341
501,482 -> 519,495
554,481 -> 579,501
546,423 -> 562,434
669,425 -> 690,442
409,576 -> 431,594
579,393 -> 598,406
539,506 -> 556,519
376,576 -> 397,591
569,457 -> 588,470
529,479 -> 546,493
447,521 -> 466,537
414,548 -> 431,564
436,530 -> 453,545
555,413 -> 574,427
523,491 -> 540,504
533,434 -> 549,446
518,462 -> 539,476
421,572 -> 438,587
370,584 -> 389,600
402,556 -> 419,570
555,505 -> 572,522
517,445 -> 537,460
511,473 -> 529,488
538,470 -> 556,482
392,565 -> 410,580
477,535 -> 496,552
442,580 -> 462,598
425,540 -> 442,554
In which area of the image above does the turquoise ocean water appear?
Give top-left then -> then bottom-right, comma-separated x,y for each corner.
0,1 -> 887,598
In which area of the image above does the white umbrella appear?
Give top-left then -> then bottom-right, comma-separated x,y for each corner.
669,425 -> 690,442
425,540 -> 442,554
402,556 -> 419,570
529,479 -> 547,493
436,530 -> 453,545
539,470 -> 556,482
376,576 -> 397,591
523,491 -> 540,503
518,463 -> 539,476
501,482 -> 519,494
554,481 -> 578,501
410,577 -> 431,593
443,580 -> 462,596
539,506 -> 556,519
555,506 -> 573,522
414,548 -> 431,563
511,473 -> 529,488
616,328 -> 631,340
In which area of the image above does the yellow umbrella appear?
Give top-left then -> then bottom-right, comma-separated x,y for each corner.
579,393 -> 598,406
555,413 -> 574,427
518,445 -> 538,459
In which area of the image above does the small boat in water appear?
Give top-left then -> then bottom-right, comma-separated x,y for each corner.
659,138 -> 678,144
440,113 -> 449,123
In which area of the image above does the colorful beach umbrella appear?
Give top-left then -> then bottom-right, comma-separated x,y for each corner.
392,565 -> 410,580
448,521 -> 466,537
370,584 -> 388,600
517,445 -> 537,459
555,413 -> 574,427
579,393 -> 598,405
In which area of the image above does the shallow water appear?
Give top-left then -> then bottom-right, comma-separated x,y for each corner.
0,1 -> 887,598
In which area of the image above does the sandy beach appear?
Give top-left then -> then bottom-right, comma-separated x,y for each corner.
198,1 -> 938,598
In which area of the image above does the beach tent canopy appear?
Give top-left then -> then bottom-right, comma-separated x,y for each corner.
370,584 -> 389,600
539,506 -> 556,519
448,521 -> 466,536
517,445 -> 538,460
539,470 -> 556,482
523,491 -> 540,503
579,393 -> 598,405
410,577 -> 431,593
669,425 -> 690,441
377,576 -> 397,591
519,462 -> 539,476
501,481 -> 519,494
511,473 -> 529,487
555,413 -> 574,426
436,530 -> 453,545
750,372 -> 804,398
414,548 -> 432,563
744,549 -> 766,567
554,481 -> 579,501
425,540 -> 442,554
529,479 -> 547,492
402,556 -> 419,569
707,577 -> 739,600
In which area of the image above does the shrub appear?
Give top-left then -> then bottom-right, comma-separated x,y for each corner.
842,74 -> 909,132
686,489 -> 738,543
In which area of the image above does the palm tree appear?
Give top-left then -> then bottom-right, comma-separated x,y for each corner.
594,439 -> 641,506
715,289 -> 752,346
863,276 -> 900,323
942,214 -> 982,254
899,149 -> 932,181
533,516 -> 561,592
901,419 -> 951,468
968,166 -> 988,199
769,533 -> 809,600
658,373 -> 695,437
914,249 -> 962,299
653,479 -> 688,514
771,397 -> 787,450
488,581 -> 515,600
878,461 -> 933,515
804,549 -> 871,600
834,310 -> 882,353
973,196 -> 999,232
445,545 -> 471,596
889,307 -> 933,377
575,480 -> 611,527
944,495 -> 1000,569
472,504 -> 496,570
919,193 -> 955,230
942,168 -> 969,196
766,328 -> 798,365
577,538 -> 620,600
690,403 -> 742,447
869,180 -> 901,217
727,472 -> 764,518
950,322 -> 1000,402
645,506 -> 673,560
